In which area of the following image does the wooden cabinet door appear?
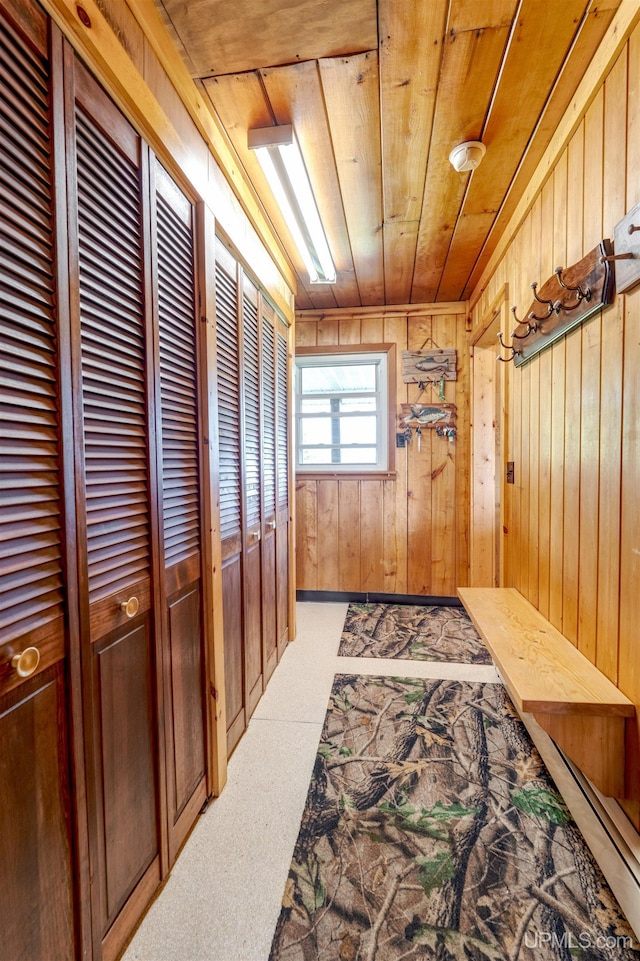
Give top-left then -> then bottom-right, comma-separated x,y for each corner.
241,276 -> 263,718
67,59 -> 162,958
276,319 -> 291,655
214,241 -> 245,753
153,161 -> 207,864
260,299 -> 278,682
0,4 -> 76,958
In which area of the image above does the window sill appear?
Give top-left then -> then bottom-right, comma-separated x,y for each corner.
295,471 -> 398,481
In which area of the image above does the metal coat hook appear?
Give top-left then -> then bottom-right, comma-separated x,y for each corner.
496,331 -> 521,363
510,305 -> 538,338
529,281 -> 556,319
554,266 -> 591,304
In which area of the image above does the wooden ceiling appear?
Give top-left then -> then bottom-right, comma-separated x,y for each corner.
154,0 -> 620,309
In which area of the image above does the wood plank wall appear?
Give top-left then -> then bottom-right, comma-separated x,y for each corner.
295,305 -> 470,598
470,25 -> 640,828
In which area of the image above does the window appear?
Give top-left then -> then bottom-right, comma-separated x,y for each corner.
295,347 -> 394,474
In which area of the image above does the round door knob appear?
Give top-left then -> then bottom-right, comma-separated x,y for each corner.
120,596 -> 139,618
11,647 -> 41,678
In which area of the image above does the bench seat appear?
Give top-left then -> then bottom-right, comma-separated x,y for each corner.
457,587 -> 635,798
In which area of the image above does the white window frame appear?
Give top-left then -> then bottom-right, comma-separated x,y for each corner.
294,345 -> 395,475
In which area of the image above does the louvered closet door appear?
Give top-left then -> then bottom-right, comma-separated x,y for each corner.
214,240 -> 245,753
0,6 -> 75,958
69,60 -> 161,951
260,299 -> 278,682
276,319 -> 290,654
241,275 -> 263,717
153,161 -> 206,863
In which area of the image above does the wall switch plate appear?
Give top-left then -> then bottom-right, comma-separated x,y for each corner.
396,432 -> 406,448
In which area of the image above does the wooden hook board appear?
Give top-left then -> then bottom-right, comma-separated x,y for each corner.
511,240 -> 614,366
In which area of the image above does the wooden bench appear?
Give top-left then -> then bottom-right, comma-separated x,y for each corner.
457,587 -> 635,798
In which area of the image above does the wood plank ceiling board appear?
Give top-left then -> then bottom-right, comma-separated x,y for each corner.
260,60 -> 360,308
318,51 -> 385,306
461,0 -> 620,299
149,0 -> 624,308
379,0 -> 448,303
155,0 -> 377,76
437,0 -> 593,301
201,71 -> 314,298
411,3 -> 517,303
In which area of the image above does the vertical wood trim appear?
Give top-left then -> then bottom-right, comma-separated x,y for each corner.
197,202 -> 228,795
51,24 -> 91,961
286,320 -> 296,640
142,148 -> 170,879
140,141 -> 170,879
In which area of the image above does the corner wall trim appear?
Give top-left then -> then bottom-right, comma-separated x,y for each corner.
296,590 -> 462,607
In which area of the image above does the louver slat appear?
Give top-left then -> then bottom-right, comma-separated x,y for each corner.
76,108 -> 150,602
215,263 -> 241,540
156,194 -> 199,567
242,290 -> 260,528
276,326 -> 289,510
0,17 -> 63,643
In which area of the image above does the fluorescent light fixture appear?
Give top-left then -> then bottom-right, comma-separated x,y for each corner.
248,124 -> 336,284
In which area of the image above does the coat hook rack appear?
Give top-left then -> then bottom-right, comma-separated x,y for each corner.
498,240 -> 614,366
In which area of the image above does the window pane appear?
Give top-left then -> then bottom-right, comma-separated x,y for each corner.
340,416 -> 377,445
301,363 -> 376,394
300,417 -> 332,445
300,397 -> 331,413
340,448 -> 377,464
339,397 -> 376,412
301,448 -> 333,464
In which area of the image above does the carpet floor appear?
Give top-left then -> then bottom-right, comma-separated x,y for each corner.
338,604 -> 492,665
270,674 -> 640,961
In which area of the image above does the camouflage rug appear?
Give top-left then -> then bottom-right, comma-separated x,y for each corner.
338,603 -> 492,665
270,675 -> 639,961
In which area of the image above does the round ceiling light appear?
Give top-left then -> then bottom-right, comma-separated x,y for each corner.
449,141 -> 486,173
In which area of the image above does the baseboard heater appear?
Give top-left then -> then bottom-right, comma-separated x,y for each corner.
296,589 -> 463,607
520,711 -> 640,941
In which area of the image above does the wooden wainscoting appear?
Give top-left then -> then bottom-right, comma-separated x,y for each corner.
295,304 -> 470,598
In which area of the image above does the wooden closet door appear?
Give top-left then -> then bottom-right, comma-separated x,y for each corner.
67,58 -> 162,957
241,276 -> 263,717
260,299 -> 278,681
276,319 -> 291,654
214,240 -> 245,753
153,161 -> 207,864
0,5 -> 76,958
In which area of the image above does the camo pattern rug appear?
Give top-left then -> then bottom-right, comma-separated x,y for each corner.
338,603 -> 492,665
270,675 -> 639,961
